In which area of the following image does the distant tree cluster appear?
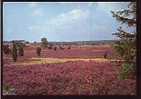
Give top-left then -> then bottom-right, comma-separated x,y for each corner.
4,37 -> 73,62
41,38 -> 48,48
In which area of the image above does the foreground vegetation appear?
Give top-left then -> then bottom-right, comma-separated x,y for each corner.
3,45 -> 136,95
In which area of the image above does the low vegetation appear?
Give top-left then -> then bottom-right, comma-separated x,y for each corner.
3,44 -> 136,95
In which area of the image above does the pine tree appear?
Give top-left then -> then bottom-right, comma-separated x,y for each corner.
111,2 -> 136,79
18,44 -> 24,56
12,42 -> 18,62
36,47 -> 41,56
3,45 -> 10,55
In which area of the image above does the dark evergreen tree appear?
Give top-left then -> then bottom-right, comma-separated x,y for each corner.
54,46 -> 57,51
18,45 -> 24,56
12,42 -> 18,62
111,2 -> 136,79
3,45 -> 11,55
36,47 -> 41,56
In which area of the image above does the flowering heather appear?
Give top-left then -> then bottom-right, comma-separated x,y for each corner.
3,46 -> 136,95
3,61 -> 136,95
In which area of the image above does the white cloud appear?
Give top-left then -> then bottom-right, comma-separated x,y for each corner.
96,2 -> 129,16
28,2 -> 44,17
28,25 -> 43,33
28,8 -> 90,35
48,9 -> 89,27
31,8 -> 43,16
28,26 -> 33,30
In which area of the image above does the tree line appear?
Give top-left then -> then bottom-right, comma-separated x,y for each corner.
3,37 -> 72,62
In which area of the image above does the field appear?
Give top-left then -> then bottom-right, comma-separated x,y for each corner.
3,44 -> 136,95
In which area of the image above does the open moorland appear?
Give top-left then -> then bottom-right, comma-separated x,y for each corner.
3,44 -> 136,95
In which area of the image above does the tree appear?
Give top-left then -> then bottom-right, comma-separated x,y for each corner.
3,45 -> 11,55
16,43 -> 24,56
18,45 -> 24,56
12,42 -> 18,62
54,46 -> 57,51
104,51 -> 108,59
68,46 -> 71,49
33,41 -> 37,45
41,38 -> 48,48
111,2 -> 136,79
26,41 -> 29,44
36,47 -> 41,56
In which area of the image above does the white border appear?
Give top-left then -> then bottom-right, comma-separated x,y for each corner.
3,2 -> 124,4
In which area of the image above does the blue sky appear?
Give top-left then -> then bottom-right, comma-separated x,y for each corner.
3,2 -> 130,42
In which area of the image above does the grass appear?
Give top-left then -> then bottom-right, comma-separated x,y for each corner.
11,57 -> 124,66
3,85 -> 15,95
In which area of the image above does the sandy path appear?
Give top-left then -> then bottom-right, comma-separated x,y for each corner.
11,57 -> 124,66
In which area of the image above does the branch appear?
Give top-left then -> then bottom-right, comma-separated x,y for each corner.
112,28 -> 136,39
111,11 -> 136,26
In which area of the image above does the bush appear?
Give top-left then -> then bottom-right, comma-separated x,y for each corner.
119,63 -> 134,80
12,42 -> 18,62
3,45 -> 11,55
104,52 -> 108,59
54,47 -> 57,51
36,47 -> 41,56
68,46 -> 71,49
3,85 -> 16,95
18,45 -> 24,56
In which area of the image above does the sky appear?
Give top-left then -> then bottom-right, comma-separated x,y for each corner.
3,2 -> 131,42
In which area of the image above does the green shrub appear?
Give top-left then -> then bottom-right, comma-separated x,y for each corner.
36,47 -> 41,56
18,44 -> 24,56
12,42 -> 18,62
54,46 -> 57,51
3,85 -> 15,95
119,63 -> 134,80
3,45 -> 11,55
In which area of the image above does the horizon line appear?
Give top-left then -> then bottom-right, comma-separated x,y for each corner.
3,39 -> 117,42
